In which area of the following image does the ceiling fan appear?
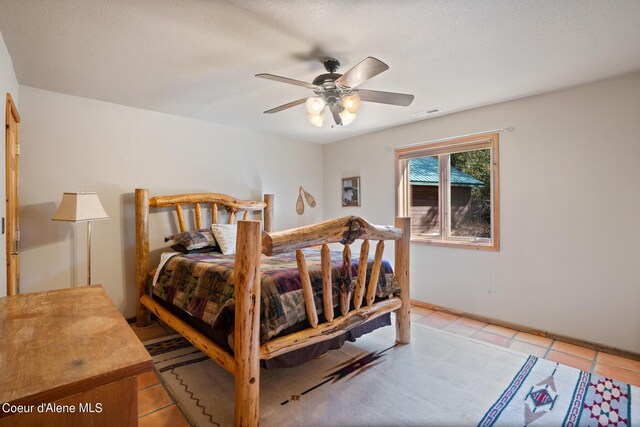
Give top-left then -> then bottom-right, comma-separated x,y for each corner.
256,57 -> 414,127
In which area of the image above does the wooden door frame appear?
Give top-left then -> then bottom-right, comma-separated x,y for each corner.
6,93 -> 20,295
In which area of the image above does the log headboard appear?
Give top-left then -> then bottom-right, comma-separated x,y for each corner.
147,191 -> 273,233
134,188 -> 274,325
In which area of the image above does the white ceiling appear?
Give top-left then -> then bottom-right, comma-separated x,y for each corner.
1,0 -> 640,144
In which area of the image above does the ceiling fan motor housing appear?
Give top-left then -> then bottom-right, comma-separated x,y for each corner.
312,73 -> 348,104
311,58 -> 351,103
312,73 -> 342,86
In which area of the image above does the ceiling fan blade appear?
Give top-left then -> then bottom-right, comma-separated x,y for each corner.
264,98 -> 307,114
357,89 -> 415,106
255,73 -> 318,90
335,57 -> 389,89
329,103 -> 343,125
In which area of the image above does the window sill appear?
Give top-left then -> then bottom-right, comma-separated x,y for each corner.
410,237 -> 499,251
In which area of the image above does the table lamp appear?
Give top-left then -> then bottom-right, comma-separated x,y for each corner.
53,192 -> 109,285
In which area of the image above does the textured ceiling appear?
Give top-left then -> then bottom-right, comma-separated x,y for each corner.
1,0 -> 640,144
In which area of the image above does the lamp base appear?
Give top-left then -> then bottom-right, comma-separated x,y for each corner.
87,221 -> 92,286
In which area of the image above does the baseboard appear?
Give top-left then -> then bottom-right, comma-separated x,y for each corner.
410,299 -> 640,363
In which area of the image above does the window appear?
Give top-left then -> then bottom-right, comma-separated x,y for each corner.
395,132 -> 499,250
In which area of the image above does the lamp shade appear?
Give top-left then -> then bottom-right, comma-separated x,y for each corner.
52,192 -> 109,222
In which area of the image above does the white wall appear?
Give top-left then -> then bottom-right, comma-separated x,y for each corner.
0,30 -> 19,297
323,72 -> 640,353
19,85 -> 323,317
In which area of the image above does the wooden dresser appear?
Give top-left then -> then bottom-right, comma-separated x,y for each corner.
0,286 -> 152,426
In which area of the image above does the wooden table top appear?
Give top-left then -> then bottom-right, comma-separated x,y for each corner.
0,286 -> 152,408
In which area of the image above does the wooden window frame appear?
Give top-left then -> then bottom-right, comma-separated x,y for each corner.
395,132 -> 500,251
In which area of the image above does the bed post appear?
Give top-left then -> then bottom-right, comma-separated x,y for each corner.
395,217 -> 411,344
234,220 -> 262,427
263,193 -> 274,232
135,188 -> 151,327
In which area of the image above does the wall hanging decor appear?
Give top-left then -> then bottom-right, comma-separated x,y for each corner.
342,176 -> 360,207
296,186 -> 316,215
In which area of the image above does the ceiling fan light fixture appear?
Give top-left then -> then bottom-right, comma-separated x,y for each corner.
305,97 -> 326,115
257,56 -> 414,129
341,93 -> 361,113
338,109 -> 357,126
307,110 -> 325,127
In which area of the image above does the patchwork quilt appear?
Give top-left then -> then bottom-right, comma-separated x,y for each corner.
153,249 -> 399,344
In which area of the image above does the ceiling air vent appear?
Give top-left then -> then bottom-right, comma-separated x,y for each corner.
411,108 -> 442,118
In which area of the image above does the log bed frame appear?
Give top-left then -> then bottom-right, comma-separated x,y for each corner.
134,188 -> 410,426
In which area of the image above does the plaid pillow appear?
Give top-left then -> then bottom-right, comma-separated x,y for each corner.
170,244 -> 219,254
165,229 -> 218,251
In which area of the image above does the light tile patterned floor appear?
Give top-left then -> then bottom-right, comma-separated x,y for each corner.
131,304 -> 640,425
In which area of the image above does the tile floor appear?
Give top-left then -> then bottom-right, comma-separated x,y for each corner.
132,322 -> 192,427
412,305 -> 640,387
132,305 -> 640,426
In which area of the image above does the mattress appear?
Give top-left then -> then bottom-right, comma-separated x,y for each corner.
152,248 -> 399,360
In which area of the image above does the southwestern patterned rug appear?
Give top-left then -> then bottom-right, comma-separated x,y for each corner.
144,324 -> 639,426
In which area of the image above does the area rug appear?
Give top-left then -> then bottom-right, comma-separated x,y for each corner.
144,325 -> 639,426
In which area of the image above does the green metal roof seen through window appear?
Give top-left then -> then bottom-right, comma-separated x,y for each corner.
409,157 -> 484,187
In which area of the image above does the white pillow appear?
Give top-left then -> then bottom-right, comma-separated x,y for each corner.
211,224 -> 237,255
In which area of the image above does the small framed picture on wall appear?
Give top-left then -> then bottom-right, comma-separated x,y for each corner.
341,176 -> 361,207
